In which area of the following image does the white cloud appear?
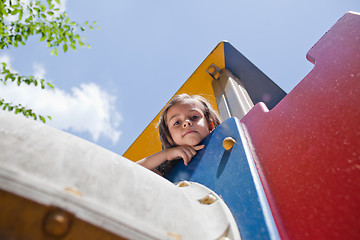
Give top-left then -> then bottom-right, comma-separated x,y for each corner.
0,55 -> 11,67
0,54 -> 122,145
58,0 -> 67,12
48,0 -> 68,14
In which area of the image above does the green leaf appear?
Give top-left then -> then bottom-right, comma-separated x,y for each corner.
5,74 -> 11,81
55,0 -> 61,4
40,34 -> 46,41
62,43 -> 67,52
10,9 -> 19,15
40,4 -> 46,12
15,35 -> 21,41
18,9 -> 23,21
34,7 -> 40,14
47,11 -> 54,16
25,15 -> 33,22
47,82 -> 54,89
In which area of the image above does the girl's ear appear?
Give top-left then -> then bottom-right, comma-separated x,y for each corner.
209,121 -> 215,132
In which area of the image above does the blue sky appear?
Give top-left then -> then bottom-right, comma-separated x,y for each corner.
1,0 -> 359,157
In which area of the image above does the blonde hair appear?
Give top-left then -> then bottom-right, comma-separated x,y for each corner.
158,94 -> 221,150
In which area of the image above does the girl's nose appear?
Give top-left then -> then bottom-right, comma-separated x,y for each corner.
183,120 -> 192,127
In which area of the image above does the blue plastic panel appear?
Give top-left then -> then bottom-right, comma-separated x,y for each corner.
166,117 -> 280,240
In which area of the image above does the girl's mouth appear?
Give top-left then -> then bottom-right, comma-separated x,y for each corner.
184,130 -> 196,136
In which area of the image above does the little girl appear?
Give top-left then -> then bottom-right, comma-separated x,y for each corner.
137,94 -> 221,176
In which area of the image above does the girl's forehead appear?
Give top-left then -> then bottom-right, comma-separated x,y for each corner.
170,101 -> 202,112
167,102 -> 203,118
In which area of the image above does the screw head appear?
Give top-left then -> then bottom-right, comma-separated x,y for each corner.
207,66 -> 216,74
178,181 -> 190,187
199,194 -> 217,205
43,209 -> 72,237
223,137 -> 236,150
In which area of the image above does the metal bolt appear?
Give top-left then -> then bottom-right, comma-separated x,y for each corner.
178,181 -> 190,187
206,64 -> 221,79
199,194 -> 217,205
207,65 -> 216,74
223,137 -> 236,150
43,209 -> 72,237
213,71 -> 221,79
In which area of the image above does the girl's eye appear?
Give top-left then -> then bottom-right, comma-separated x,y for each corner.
191,115 -> 199,120
173,121 -> 180,126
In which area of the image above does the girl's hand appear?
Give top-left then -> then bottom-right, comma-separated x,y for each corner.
165,145 -> 205,166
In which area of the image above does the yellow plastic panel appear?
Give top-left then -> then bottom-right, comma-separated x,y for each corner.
123,42 -> 225,161
0,189 -> 126,240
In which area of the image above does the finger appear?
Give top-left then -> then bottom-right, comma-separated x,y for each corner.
184,145 -> 197,156
177,148 -> 190,165
182,147 -> 197,165
169,148 -> 182,160
182,148 -> 193,166
193,145 -> 205,151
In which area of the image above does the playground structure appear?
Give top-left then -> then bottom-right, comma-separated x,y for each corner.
0,11 -> 359,240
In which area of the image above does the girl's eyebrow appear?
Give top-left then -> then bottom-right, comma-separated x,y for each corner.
188,109 -> 202,114
168,109 -> 201,122
168,114 -> 179,122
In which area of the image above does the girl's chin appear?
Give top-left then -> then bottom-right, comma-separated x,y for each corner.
179,135 -> 203,146
184,139 -> 201,146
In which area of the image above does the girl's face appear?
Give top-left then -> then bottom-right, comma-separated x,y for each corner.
166,102 -> 214,146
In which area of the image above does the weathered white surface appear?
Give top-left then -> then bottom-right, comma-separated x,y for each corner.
0,111 -> 240,240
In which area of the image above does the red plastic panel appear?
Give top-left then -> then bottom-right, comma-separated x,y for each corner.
241,12 -> 360,240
